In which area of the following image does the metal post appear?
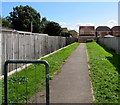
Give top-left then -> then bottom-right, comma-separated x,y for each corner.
4,62 -> 8,104
4,60 -> 50,104
46,63 -> 49,105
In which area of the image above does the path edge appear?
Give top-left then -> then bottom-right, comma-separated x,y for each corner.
85,43 -> 95,102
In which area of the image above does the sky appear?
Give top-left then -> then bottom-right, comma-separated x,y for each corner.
1,1 -> 119,32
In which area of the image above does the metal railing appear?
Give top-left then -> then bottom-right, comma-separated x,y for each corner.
4,60 -> 50,105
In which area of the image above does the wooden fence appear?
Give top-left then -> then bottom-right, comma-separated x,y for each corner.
98,37 -> 120,55
0,30 -> 77,75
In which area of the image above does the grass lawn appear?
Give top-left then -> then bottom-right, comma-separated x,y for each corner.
86,42 -> 120,103
1,42 -> 80,103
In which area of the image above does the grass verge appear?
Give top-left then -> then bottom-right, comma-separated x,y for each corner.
1,42 -> 80,103
86,42 -> 120,103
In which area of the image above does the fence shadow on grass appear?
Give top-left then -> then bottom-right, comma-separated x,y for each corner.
86,41 -> 120,73
97,42 -> 120,103
97,42 -> 120,73
86,41 -> 120,103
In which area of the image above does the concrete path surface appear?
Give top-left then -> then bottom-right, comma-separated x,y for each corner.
30,43 -> 93,103
50,43 -> 93,103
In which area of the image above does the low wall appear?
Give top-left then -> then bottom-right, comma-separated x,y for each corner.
78,36 -> 97,43
98,37 -> 120,55
0,30 -> 77,75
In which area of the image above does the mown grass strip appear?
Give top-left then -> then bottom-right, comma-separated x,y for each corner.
1,42 -> 80,103
86,42 -> 120,103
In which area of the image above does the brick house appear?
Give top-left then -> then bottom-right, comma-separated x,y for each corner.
96,26 -> 111,37
111,26 -> 120,37
79,26 -> 96,42
79,26 -> 95,36
62,27 -> 68,33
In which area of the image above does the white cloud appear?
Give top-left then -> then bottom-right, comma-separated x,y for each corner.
69,20 -> 118,32
69,22 -> 95,32
59,19 -> 118,33
107,20 -> 118,28
75,22 -> 95,26
69,25 -> 79,32
59,22 -> 68,26
96,20 -> 118,28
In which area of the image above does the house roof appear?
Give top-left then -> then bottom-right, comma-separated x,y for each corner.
69,30 -> 78,33
111,26 -> 120,31
62,27 -> 68,32
104,35 -> 114,37
96,26 -> 111,31
79,26 -> 95,31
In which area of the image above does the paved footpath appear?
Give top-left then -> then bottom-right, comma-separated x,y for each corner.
50,43 -> 93,103
30,43 -> 93,103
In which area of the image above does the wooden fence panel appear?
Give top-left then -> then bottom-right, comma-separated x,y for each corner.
30,35 -> 35,60
0,32 -> 2,75
47,36 -> 51,54
41,36 -> 46,57
0,31 -> 77,75
44,36 -> 48,55
19,34 -> 23,60
98,37 -> 120,55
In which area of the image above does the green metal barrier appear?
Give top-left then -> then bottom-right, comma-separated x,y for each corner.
4,60 -> 50,105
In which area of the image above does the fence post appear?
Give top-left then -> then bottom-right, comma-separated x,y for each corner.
0,32 -> 2,76
117,37 -> 120,54
0,31 -> 2,105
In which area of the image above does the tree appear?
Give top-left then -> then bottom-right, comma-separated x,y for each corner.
7,5 -> 41,32
43,21 -> 62,36
40,17 -> 48,33
1,17 -> 11,28
0,17 -> 2,27
60,32 -> 72,37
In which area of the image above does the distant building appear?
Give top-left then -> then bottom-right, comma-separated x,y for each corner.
111,26 -> 120,37
79,26 -> 95,36
96,26 -> 111,37
79,26 -> 96,42
62,27 -> 68,33
69,30 -> 79,38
